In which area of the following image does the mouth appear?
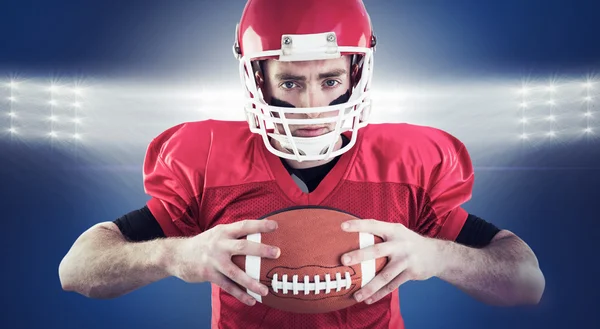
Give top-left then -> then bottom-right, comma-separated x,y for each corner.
294,127 -> 328,137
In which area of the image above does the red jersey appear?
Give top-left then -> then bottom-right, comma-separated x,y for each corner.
143,120 -> 474,329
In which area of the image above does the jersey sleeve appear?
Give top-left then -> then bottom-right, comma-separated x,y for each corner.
142,126 -> 203,237
416,142 -> 475,241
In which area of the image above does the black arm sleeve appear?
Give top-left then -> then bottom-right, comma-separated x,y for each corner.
113,206 -> 166,242
455,214 -> 501,248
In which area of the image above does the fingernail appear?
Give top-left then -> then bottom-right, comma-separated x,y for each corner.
261,286 -> 269,296
355,293 -> 363,302
365,298 -> 373,304
343,255 -> 351,265
341,222 -> 349,230
267,221 -> 277,230
247,298 -> 256,306
271,247 -> 280,257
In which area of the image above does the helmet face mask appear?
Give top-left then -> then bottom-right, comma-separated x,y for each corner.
234,0 -> 376,162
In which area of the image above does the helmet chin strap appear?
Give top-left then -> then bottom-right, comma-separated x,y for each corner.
268,129 -> 341,158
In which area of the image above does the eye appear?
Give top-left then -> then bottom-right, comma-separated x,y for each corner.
281,81 -> 297,89
324,80 -> 339,87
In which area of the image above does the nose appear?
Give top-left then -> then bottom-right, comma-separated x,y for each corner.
299,86 -> 328,118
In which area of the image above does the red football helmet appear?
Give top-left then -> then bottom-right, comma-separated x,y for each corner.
233,0 -> 376,162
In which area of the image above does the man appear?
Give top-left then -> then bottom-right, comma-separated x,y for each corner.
58,1 -> 545,328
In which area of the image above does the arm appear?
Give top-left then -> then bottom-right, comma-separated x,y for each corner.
60,124 -> 280,301
434,229 -> 545,306
59,214 -> 280,304
340,220 -> 545,307
58,222 -> 180,299
418,137 -> 544,305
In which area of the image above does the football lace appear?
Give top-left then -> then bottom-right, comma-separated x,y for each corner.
271,272 -> 352,295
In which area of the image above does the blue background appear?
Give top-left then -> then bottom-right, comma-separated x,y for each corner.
1,0 -> 599,328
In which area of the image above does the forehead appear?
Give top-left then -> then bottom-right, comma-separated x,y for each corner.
265,56 -> 350,75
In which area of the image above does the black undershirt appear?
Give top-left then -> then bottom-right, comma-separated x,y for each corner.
114,135 -> 500,247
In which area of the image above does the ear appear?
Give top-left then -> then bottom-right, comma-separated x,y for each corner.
351,63 -> 361,87
255,70 -> 265,89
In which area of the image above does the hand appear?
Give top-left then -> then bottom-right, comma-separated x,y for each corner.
340,219 -> 441,305
170,219 -> 281,306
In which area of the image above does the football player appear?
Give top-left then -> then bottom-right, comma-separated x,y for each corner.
59,0 -> 545,328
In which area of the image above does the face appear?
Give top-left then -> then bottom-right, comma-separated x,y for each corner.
258,56 -> 355,138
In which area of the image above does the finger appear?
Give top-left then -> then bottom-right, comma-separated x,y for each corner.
228,239 -> 281,259
225,219 -> 278,238
220,261 -> 270,298
212,272 -> 258,306
341,241 -> 395,266
353,259 -> 407,303
364,271 -> 412,305
341,219 -> 393,240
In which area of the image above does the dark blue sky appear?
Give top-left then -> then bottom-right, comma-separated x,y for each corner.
1,0 -> 599,80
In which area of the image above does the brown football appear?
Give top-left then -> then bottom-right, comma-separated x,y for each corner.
232,206 -> 387,314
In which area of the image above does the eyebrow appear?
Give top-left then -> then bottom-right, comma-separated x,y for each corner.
274,68 -> 347,81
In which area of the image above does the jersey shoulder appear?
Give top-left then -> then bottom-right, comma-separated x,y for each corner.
360,122 -> 467,166
147,119 -> 251,168
146,119 -> 270,189
356,123 -> 474,240
144,119 -> 252,193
